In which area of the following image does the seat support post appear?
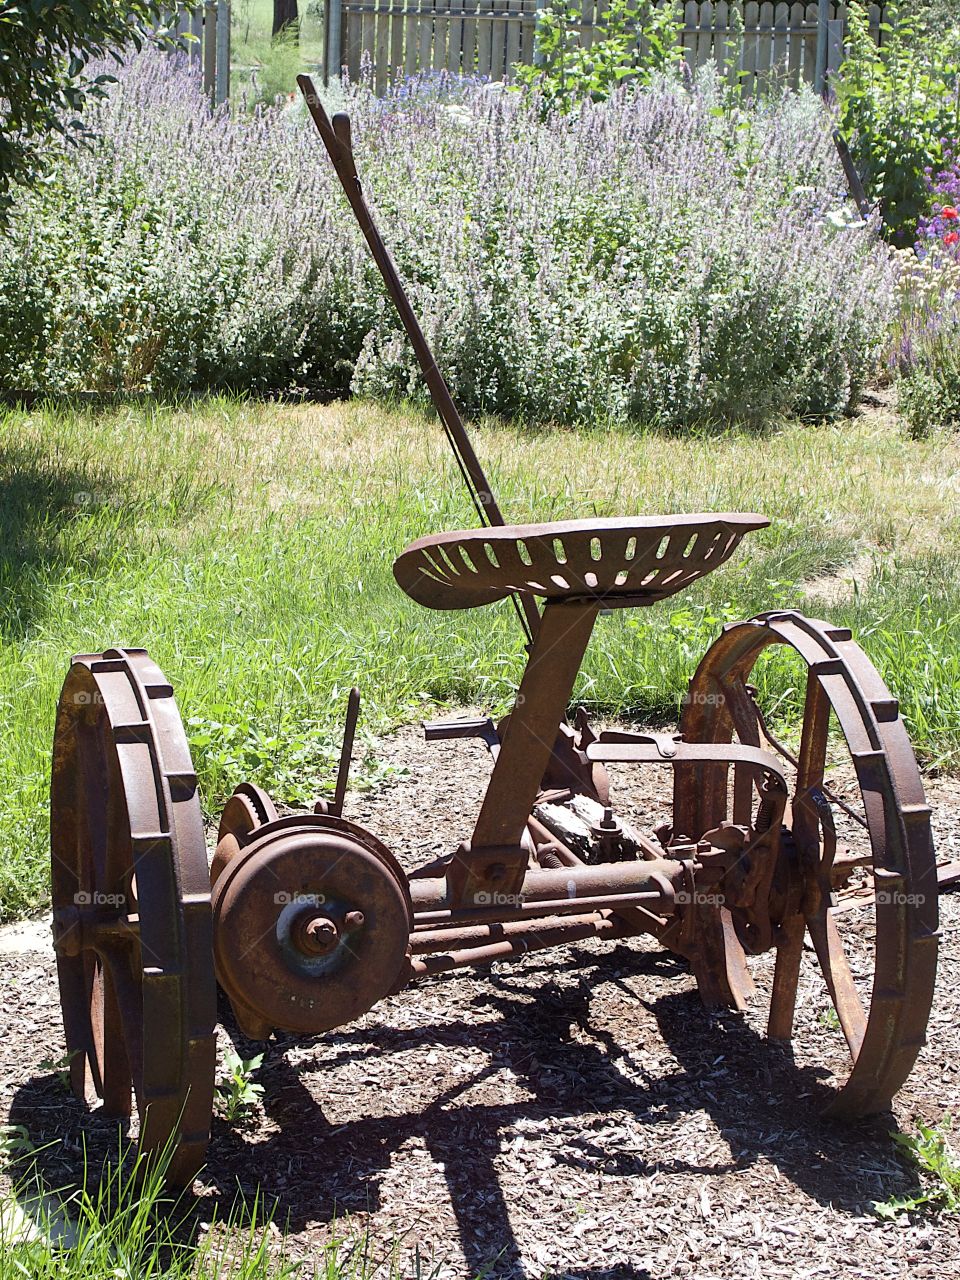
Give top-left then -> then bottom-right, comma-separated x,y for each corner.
448,600 -> 600,907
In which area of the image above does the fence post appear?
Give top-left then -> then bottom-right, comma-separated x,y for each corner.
203,1 -> 218,100
533,0 -> 548,66
326,0 -> 344,84
190,5 -> 203,59
814,0 -> 828,94
215,1 -> 231,104
826,15 -> 843,84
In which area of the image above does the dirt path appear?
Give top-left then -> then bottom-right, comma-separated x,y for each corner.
2,724 -> 959,1278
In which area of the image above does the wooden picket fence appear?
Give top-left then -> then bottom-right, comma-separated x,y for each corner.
174,1 -> 232,104
325,0 -> 886,98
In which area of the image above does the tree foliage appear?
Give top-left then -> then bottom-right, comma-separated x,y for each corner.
0,1 -> 186,220
514,0 -> 684,114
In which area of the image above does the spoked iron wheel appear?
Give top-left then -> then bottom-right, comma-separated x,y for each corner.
50,649 -> 216,1183
677,611 -> 938,1117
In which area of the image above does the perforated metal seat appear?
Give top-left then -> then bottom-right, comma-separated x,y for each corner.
394,514 -> 768,611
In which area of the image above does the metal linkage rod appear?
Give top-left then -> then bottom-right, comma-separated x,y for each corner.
408,912 -> 636,978
297,76 -> 539,644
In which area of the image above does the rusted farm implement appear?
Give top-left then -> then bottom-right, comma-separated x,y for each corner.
48,79 -> 939,1185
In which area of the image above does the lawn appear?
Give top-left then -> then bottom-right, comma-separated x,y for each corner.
1,394 -> 959,920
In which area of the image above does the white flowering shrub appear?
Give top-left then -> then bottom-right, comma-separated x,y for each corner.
0,52 -> 896,429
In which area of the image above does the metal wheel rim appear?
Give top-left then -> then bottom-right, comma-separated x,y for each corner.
677,611 -> 938,1116
51,648 -> 216,1183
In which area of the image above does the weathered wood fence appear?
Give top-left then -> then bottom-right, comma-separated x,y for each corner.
323,0 -> 886,97
174,2 -> 232,104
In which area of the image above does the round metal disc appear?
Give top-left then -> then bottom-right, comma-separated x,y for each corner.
50,649 -> 216,1184
212,783 -> 280,886
217,783 -> 278,847
211,815 -> 412,1037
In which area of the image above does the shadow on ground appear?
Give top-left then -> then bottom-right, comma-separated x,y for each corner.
0,443 -> 133,638
7,942 -> 915,1279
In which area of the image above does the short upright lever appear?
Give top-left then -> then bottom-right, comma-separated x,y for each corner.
331,687 -> 361,818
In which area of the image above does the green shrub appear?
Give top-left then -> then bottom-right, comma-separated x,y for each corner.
898,361 -> 960,435
255,23 -> 304,104
833,1 -> 960,243
513,0 -> 684,113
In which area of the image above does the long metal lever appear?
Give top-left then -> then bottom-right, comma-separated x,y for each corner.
296,75 -> 540,645
833,129 -> 874,222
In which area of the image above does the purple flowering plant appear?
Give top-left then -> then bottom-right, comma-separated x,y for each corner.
0,50 -> 896,430
889,143 -> 960,435
916,144 -> 960,263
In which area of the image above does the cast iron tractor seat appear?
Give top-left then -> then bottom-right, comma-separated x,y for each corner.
393,513 -> 769,611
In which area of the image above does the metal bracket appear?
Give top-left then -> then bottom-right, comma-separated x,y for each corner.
423,716 -> 500,755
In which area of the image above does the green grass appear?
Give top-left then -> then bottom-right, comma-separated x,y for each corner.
0,1134 -> 439,1278
1,395 -> 959,918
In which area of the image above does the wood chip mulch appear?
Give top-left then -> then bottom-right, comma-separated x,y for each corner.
2,723 -> 959,1278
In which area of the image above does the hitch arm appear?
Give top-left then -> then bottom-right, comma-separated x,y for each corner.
296,75 -> 540,644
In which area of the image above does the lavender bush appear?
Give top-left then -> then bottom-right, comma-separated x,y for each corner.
0,51 -> 896,429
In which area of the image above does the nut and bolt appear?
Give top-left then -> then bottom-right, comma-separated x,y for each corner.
296,914 -> 341,957
590,806 -> 623,859
293,908 -> 366,957
599,807 -> 618,831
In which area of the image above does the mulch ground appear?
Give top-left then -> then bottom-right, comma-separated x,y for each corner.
2,721 -> 959,1278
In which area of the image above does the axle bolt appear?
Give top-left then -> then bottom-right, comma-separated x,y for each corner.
296,914 -> 341,957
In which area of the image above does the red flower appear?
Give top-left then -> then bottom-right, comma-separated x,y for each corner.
946,230 -> 960,246
943,206 -> 959,220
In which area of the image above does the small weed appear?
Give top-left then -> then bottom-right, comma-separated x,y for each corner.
819,1007 -> 841,1030
217,1048 -> 265,1123
38,1050 -> 77,1092
0,1125 -> 33,1167
873,1115 -> 960,1217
